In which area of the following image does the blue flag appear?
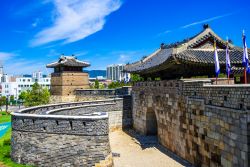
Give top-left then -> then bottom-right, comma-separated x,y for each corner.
226,43 -> 231,76
214,41 -> 220,77
242,31 -> 249,73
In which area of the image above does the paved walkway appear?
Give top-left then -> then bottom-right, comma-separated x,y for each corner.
1,105 -> 24,113
110,130 -> 192,167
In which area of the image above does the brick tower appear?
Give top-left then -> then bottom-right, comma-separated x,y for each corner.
47,55 -> 90,102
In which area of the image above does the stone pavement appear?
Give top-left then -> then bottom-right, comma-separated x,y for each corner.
110,130 -> 192,167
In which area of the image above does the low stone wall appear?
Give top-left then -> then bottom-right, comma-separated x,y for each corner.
75,89 -> 116,101
10,98 -> 130,167
132,79 -> 250,167
75,86 -> 132,102
50,95 -> 76,103
50,86 -> 132,103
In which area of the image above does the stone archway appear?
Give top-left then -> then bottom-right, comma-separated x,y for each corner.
145,108 -> 158,135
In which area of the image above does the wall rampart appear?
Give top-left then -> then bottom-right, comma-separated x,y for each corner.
132,79 -> 250,167
11,98 -> 128,167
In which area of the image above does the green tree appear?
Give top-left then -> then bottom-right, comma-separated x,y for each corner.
99,83 -> 105,89
108,81 -> 131,89
0,96 -> 6,105
130,74 -> 143,82
10,95 -> 15,103
94,79 -> 100,89
18,91 -> 28,101
0,96 -> 6,110
23,82 -> 50,107
108,82 -> 116,89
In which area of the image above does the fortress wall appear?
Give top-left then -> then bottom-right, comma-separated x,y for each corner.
12,131 -> 112,167
11,85 -> 133,167
75,86 -> 132,102
20,98 -> 132,130
11,114 -> 111,167
132,80 -> 250,167
50,86 -> 132,103
10,98 -> 132,167
50,99 -> 130,130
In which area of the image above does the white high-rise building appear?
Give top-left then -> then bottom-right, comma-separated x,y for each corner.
106,64 -> 130,82
0,63 -> 3,82
107,64 -> 125,81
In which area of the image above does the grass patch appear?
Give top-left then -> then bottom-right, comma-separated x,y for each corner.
0,112 -> 11,124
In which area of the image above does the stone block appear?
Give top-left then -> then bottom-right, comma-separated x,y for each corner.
221,157 -> 232,167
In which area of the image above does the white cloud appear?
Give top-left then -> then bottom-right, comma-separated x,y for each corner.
31,0 -> 122,46
86,50 -> 151,70
0,51 -> 49,75
4,59 -> 49,75
112,50 -> 152,65
74,51 -> 88,57
159,12 -> 234,36
181,13 -> 233,29
0,52 -> 16,62
46,49 -> 60,57
157,30 -> 172,37
119,54 -> 130,62
32,18 -> 42,28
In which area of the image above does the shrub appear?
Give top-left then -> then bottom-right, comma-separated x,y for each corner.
3,150 -> 10,158
3,139 -> 11,146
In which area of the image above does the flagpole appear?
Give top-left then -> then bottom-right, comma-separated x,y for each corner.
214,39 -> 219,85
243,30 -> 248,84
226,38 -> 229,85
244,67 -> 247,84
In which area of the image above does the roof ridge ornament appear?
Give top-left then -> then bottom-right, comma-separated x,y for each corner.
60,54 -> 65,59
160,43 -> 165,49
203,24 -> 210,29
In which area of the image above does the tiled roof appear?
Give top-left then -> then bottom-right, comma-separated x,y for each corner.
46,56 -> 90,68
231,66 -> 244,75
124,26 -> 247,78
176,49 -> 243,64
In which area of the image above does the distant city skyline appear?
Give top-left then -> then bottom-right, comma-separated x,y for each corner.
0,0 -> 250,74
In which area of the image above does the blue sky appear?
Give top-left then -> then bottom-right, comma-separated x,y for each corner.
0,0 -> 250,75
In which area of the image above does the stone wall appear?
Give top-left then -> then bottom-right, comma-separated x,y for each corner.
10,98 -> 132,167
11,113 -> 111,167
48,99 -> 128,130
75,89 -> 116,101
51,86 -> 132,103
122,95 -> 133,128
50,95 -> 76,103
132,79 -> 250,167
75,86 -> 132,102
20,98 -> 132,130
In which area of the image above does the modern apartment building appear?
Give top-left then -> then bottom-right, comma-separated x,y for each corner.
106,64 -> 125,81
0,71 -> 51,99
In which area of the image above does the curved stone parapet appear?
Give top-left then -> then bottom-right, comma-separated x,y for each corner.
10,99 -> 123,167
